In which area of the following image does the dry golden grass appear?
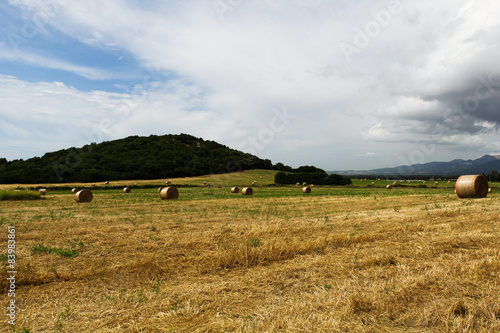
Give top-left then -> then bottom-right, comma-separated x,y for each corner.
0,180 -> 499,332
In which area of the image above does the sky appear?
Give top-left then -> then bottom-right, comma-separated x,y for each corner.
1,0 -> 500,171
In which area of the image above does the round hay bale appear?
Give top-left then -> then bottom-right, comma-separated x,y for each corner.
241,187 -> 253,195
370,182 -> 375,186
302,186 -> 311,193
160,186 -> 179,200
123,187 -> 131,193
386,185 -> 392,189
203,181 -> 207,185
71,188 -> 78,193
434,182 -> 439,186
302,182 -> 307,186
39,189 -> 46,195
296,182 -> 300,186
105,181 -> 109,185
455,175 -> 489,198
488,188 -> 492,193
260,176 -> 263,179
231,186 -> 239,193
75,189 -> 93,203
158,187 -> 163,192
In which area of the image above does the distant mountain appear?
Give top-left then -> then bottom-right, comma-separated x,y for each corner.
333,155 -> 500,177
0,134 -> 274,184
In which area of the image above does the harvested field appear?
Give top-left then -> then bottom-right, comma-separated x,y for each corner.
0,176 -> 499,332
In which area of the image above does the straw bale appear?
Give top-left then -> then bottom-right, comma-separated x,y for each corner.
242,187 -> 253,195
160,186 -> 179,200
75,189 -> 93,203
455,175 -> 489,198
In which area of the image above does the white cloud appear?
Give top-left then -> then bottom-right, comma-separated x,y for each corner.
362,123 -> 393,141
2,0 -> 500,170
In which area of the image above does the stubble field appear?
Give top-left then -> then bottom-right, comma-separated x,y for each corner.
0,171 -> 499,332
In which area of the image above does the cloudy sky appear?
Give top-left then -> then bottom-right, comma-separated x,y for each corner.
1,0 -> 500,171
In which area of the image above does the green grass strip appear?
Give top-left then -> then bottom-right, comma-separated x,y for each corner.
30,244 -> 78,258
0,190 -> 41,201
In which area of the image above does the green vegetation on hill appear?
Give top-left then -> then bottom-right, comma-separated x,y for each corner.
0,134 -> 274,184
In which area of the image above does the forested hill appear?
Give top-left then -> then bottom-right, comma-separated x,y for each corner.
0,134 -> 274,184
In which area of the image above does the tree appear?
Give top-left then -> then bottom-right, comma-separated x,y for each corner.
274,170 -> 352,185
488,170 -> 499,182
273,162 -> 293,172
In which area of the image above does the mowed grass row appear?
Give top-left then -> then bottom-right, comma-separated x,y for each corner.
0,178 -> 499,332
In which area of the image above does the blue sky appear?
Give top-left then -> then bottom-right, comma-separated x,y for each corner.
1,0 -> 500,171
0,2 -> 144,92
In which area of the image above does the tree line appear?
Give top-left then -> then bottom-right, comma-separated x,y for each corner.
0,134 -> 355,185
274,166 -> 352,185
